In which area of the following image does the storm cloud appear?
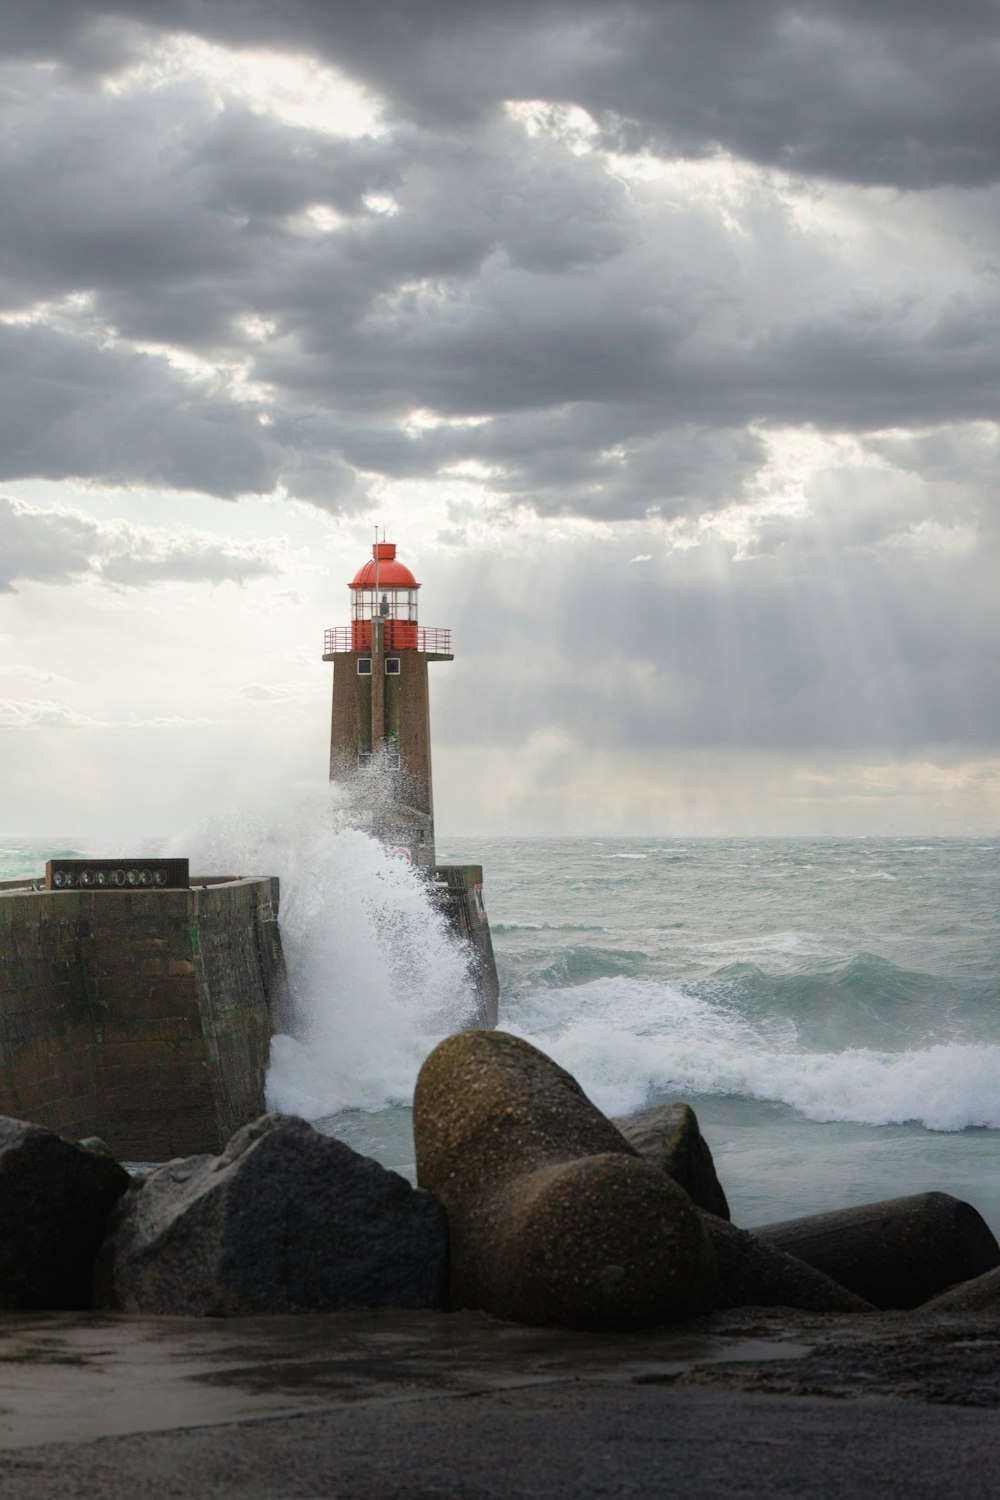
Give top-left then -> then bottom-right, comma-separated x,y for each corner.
0,497 -> 285,591
7,2 -> 1000,188
0,4 -> 996,519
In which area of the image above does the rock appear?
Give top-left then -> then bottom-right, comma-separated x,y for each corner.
0,1116 -> 130,1309
95,1114 -> 447,1315
698,1212 -> 872,1313
754,1192 -> 1000,1310
613,1103 -> 730,1219
919,1264 -> 1000,1313
77,1137 -> 115,1159
413,1030 -> 714,1331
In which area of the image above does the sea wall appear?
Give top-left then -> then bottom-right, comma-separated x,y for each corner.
0,877 -> 284,1159
431,864 -> 499,1029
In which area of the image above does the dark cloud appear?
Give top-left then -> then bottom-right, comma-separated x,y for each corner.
0,80 -> 405,346
746,302 -> 1000,429
0,497 -> 284,591
261,266 -> 1000,433
579,1 -> 1000,190
0,1 -> 995,528
0,325 -> 280,497
429,413 -> 766,521
4,1 -> 999,189
0,495 -> 97,589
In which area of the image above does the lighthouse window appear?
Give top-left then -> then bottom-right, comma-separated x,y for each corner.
385,657 -> 401,676
387,752 -> 401,770
357,657 -> 372,675
357,752 -> 372,768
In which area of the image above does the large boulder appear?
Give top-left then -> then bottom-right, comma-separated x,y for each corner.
0,1117 -> 130,1309
95,1114 -> 447,1315
613,1103 -> 730,1219
754,1193 -> 1000,1310
921,1263 -> 1000,1313
699,1212 -> 872,1313
413,1030 -> 714,1331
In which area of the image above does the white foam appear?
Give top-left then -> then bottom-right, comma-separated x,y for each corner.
164,781 -> 475,1119
734,1042 -> 1000,1131
507,975 -> 1000,1130
701,930 -> 836,962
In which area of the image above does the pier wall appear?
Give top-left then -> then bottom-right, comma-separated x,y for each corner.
0,878 -> 283,1159
432,865 -> 500,1029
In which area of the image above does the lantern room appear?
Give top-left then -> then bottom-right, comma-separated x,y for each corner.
350,541 -> 419,650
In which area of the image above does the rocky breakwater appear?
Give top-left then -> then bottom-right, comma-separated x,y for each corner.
96,1114 -> 447,1315
414,1032 -> 873,1327
0,1119 -> 129,1309
0,1029 -> 997,1332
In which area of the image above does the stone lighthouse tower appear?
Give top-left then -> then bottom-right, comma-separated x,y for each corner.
323,539 -> 451,870
323,537 -> 499,1027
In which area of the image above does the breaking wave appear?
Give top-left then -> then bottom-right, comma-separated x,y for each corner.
505,972 -> 1000,1132
164,781 -> 476,1119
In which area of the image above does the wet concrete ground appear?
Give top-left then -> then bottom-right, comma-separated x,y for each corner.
0,1306 -> 998,1496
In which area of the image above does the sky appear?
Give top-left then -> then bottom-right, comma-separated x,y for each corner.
1,0 -> 999,839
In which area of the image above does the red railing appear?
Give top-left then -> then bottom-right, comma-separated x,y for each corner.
323,626 -> 452,655
417,627 -> 452,654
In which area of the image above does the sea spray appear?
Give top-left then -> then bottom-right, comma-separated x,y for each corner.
162,781 -> 476,1119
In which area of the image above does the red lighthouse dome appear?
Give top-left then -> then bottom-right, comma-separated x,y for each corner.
350,542 -> 419,591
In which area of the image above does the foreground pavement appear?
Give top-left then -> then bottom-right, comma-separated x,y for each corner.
0,1306 -> 998,1497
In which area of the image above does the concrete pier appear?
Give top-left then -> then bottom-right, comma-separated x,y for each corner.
0,1306 -> 998,1497
0,876 -> 284,1158
431,863 -> 500,1028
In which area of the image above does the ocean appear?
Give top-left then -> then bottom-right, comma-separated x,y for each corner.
4,798 -> 999,1237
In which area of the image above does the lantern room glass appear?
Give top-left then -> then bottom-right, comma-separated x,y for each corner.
351,588 -> 419,625
350,586 -> 419,650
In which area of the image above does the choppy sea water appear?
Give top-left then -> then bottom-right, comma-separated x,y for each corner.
4,807 -> 999,1236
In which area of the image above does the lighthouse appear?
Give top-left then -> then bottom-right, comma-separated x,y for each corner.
323,537 -> 499,1027
323,539 -> 452,870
